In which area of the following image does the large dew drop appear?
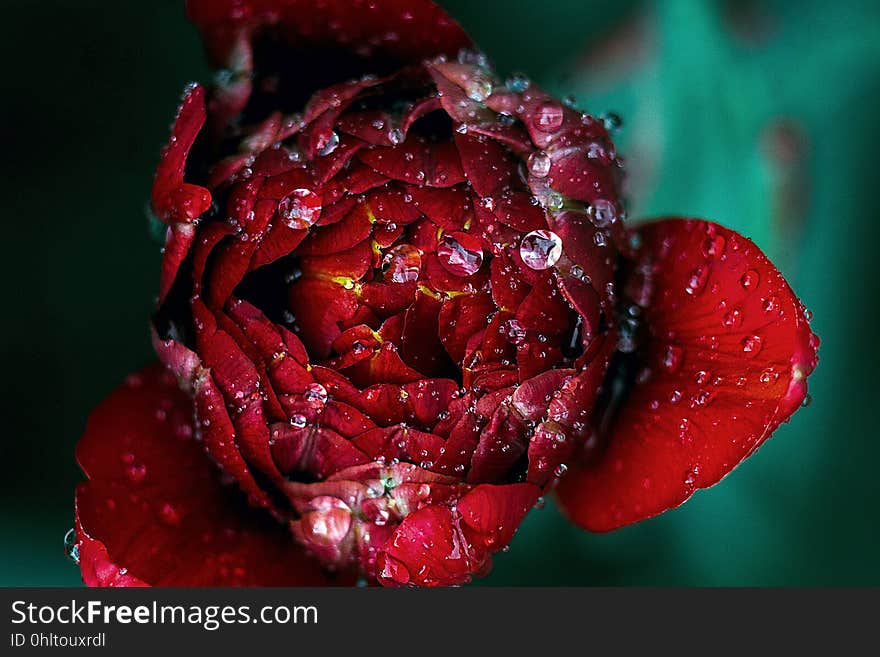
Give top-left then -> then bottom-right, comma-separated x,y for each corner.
520,230 -> 563,270
534,101 -> 564,132
279,189 -> 322,230
437,234 -> 484,276
382,244 -> 422,283
527,151 -> 552,178
304,382 -> 328,406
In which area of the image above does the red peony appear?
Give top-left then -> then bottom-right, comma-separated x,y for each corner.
72,0 -> 819,587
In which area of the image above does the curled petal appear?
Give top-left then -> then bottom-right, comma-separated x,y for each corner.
556,219 -> 819,531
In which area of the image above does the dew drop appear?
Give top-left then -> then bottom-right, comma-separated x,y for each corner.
437,233 -> 484,276
702,233 -> 726,258
125,463 -> 147,484
534,101 -> 564,132
587,199 -> 618,227
279,189 -> 322,230
506,73 -> 530,92
801,393 -> 813,408
464,72 -> 494,102
759,368 -> 779,384
304,383 -> 328,405
740,269 -> 760,290
600,112 -> 622,131
520,230 -> 563,270
290,414 -> 307,428
686,265 -> 709,295
318,131 -> 340,156
158,502 -> 181,527
741,334 -> 763,356
64,528 -> 80,564
722,308 -> 743,328
504,319 -> 527,345
527,151 -> 552,178
382,244 -> 422,283
662,344 -> 684,372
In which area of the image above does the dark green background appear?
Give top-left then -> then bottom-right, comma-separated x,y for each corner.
2,0 -> 877,586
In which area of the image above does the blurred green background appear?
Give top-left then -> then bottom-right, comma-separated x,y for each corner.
2,0 -> 878,586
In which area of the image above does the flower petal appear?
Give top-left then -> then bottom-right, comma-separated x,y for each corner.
375,483 -> 539,586
187,0 -> 472,77
75,364 -> 341,586
556,219 -> 819,531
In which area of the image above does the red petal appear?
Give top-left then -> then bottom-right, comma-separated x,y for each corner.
187,0 -> 472,72
75,365 -> 341,586
358,140 -> 464,188
150,84 -> 211,225
556,219 -> 819,531
376,483 -> 538,586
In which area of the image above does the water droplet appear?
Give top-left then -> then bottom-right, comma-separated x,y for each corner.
759,368 -> 779,384
740,269 -> 760,290
464,72 -> 493,102
304,383 -> 328,405
279,189 -> 322,230
527,151 -> 552,178
686,265 -> 709,295
382,244 -> 422,283
506,73 -> 531,92
702,233 -> 726,258
722,308 -> 743,328
520,230 -> 563,270
662,345 -> 684,372
600,112 -> 622,131
504,319 -> 527,345
587,199 -> 618,227
158,502 -> 181,526
388,127 -> 404,145
64,528 -> 80,564
125,463 -> 147,484
741,334 -> 763,356
801,393 -> 813,408
534,101 -> 564,132
290,414 -> 307,428
318,131 -> 340,156
437,233 -> 484,276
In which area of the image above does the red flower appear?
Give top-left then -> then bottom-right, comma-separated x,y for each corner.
73,0 -> 818,587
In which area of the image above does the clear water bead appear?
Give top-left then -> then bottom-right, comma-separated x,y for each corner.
527,151 -> 552,178
520,230 -> 563,270
382,244 -> 422,283
535,101 -> 564,132
437,234 -> 484,276
64,528 -> 80,564
279,189 -> 322,230
304,383 -> 328,405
